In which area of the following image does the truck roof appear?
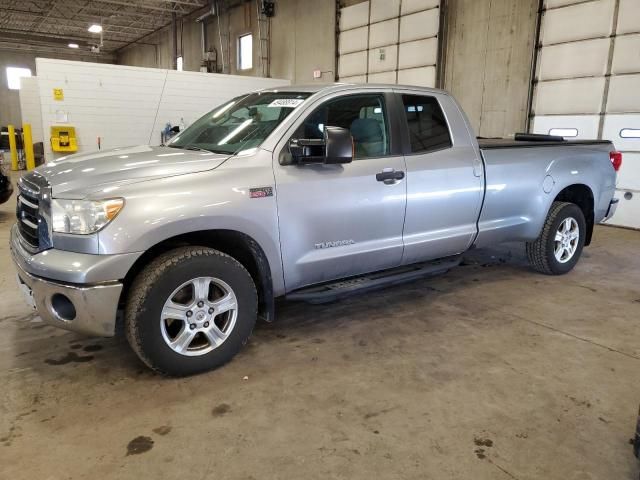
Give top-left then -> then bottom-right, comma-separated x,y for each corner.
258,83 -> 447,95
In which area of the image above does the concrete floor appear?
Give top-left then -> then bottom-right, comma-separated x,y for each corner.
1,185 -> 639,480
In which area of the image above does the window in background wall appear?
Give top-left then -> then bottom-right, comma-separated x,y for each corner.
6,67 -> 32,90
177,56 -> 183,71
238,34 -> 253,70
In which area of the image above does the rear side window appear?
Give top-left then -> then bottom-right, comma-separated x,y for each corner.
402,95 -> 452,154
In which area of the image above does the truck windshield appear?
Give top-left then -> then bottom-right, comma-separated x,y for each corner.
168,91 -> 311,155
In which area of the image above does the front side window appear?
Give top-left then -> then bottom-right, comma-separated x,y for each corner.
169,92 -> 311,155
294,94 -> 390,159
402,95 -> 452,154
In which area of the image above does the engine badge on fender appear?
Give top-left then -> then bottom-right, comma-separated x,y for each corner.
250,187 -> 273,198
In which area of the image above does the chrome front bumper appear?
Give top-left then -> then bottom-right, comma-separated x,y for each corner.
10,225 -> 124,337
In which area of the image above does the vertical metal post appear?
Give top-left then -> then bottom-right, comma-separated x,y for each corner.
598,0 -> 620,140
172,10 -> 178,69
526,0 -> 544,133
7,125 -> 18,171
436,0 -> 448,89
23,124 -> 35,171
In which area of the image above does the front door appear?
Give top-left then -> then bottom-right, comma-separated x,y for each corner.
273,92 -> 407,291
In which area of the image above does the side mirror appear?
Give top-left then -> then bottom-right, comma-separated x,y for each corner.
286,126 -> 353,165
324,126 -> 354,164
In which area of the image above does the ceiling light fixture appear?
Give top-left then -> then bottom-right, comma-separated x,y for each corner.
88,24 -> 102,33
68,43 -> 79,49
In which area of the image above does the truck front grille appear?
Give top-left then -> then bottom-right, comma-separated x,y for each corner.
16,173 -> 50,252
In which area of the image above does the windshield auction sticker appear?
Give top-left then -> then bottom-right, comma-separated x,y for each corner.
268,99 -> 305,108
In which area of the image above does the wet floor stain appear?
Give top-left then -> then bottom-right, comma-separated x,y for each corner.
474,436 -> 494,459
83,344 -> 103,352
44,352 -> 94,365
152,426 -> 172,436
474,437 -> 494,447
212,403 -> 231,417
126,436 -> 154,456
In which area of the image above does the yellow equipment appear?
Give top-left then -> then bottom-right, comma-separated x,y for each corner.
7,125 -> 18,171
23,123 -> 35,170
50,125 -> 78,152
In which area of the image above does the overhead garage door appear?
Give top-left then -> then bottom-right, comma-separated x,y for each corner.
337,0 -> 441,87
531,0 -> 640,229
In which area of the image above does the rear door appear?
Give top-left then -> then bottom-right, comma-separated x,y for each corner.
273,90 -> 407,291
395,90 -> 484,264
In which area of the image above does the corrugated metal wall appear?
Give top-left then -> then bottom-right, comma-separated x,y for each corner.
531,0 -> 640,229
337,0 -> 441,87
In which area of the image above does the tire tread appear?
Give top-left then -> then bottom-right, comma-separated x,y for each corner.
526,201 -> 574,275
125,247 -> 255,376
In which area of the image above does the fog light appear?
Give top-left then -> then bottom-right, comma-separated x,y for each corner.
51,293 -> 76,321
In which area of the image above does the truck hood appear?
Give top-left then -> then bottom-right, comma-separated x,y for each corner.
38,145 -> 230,198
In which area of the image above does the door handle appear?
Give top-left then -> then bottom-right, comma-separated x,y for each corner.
376,169 -> 405,184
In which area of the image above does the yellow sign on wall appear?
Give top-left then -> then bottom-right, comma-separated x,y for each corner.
53,88 -> 64,100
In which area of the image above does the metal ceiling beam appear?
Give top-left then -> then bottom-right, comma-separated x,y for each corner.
89,0 -> 191,13
0,0 -> 207,53
2,8 -> 159,34
0,27 -> 125,48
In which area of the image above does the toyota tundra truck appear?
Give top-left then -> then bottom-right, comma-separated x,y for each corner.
10,84 -> 621,376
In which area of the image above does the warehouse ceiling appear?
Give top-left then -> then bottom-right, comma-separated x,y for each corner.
0,0 -> 207,57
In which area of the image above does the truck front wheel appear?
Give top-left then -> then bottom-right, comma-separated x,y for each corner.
125,247 -> 258,376
526,201 -> 586,275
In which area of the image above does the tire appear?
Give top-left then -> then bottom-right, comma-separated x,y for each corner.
526,201 -> 586,275
125,247 -> 258,376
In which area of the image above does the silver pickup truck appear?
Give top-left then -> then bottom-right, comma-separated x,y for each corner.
10,84 -> 621,375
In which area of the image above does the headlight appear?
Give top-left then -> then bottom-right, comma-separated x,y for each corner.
52,198 -> 124,235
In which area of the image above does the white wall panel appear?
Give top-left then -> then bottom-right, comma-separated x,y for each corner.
338,50 -> 368,77
616,153 -> 640,191
35,58 -> 288,159
400,8 -> 439,42
368,45 -> 398,73
534,77 -> 606,115
544,0 -> 586,7
398,66 -> 436,88
368,71 -> 397,84
338,26 -> 369,55
607,192 -> 640,229
611,35 -> 640,74
617,0 -> 640,35
606,74 -> 640,113
538,39 -> 609,80
18,76 -> 44,144
339,1 -> 370,31
401,0 -> 439,15
603,114 -> 640,151
370,0 -> 400,23
369,18 -> 399,49
337,2 -> 440,87
541,0 -> 614,45
398,38 -> 438,69
339,75 -> 367,84
532,115 -> 601,139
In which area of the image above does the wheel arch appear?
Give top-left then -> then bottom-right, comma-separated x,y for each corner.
552,183 -> 595,245
120,229 -> 275,323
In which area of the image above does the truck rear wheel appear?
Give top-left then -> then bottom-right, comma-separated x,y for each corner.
526,201 -> 586,275
125,247 -> 257,376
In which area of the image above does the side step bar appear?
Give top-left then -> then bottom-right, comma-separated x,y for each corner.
286,256 -> 462,304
